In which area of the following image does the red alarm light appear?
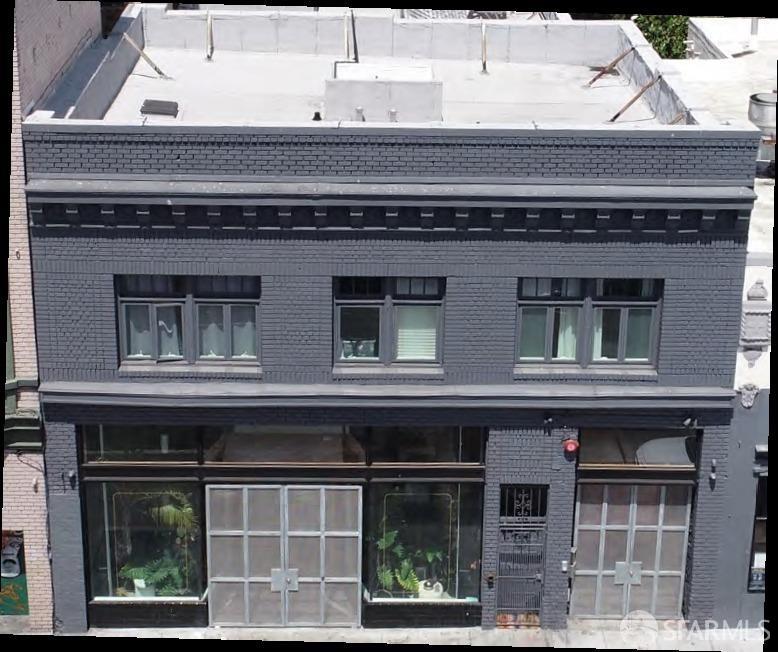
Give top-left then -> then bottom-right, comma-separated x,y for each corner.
563,438 -> 579,454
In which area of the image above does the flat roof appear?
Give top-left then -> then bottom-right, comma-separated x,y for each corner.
32,4 -> 709,129
102,48 -> 658,125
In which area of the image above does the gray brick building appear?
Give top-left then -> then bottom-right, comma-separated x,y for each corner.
22,5 -> 765,632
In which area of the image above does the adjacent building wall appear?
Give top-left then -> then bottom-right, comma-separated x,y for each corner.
6,0 -> 101,633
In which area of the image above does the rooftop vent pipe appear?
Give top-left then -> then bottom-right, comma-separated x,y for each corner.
206,12 -> 214,60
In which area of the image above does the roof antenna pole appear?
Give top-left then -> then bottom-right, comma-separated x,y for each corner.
481,21 -> 488,74
608,74 -> 661,122
206,11 -> 214,61
350,9 -> 359,63
122,32 -> 170,79
587,46 -> 635,87
344,12 -> 350,60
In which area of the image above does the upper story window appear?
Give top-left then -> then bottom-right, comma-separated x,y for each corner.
334,277 -> 445,365
517,278 -> 662,366
117,275 -> 260,364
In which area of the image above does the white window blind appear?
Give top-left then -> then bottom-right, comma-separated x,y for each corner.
396,306 -> 438,360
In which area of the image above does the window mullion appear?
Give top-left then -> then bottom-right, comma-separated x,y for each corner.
150,304 -> 159,361
582,295 -> 593,367
225,304 -> 232,360
618,306 -> 628,362
118,302 -> 127,361
545,306 -> 554,362
187,293 -> 196,363
383,292 -> 393,365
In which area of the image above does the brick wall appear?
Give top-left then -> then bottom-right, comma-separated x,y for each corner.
21,127 -> 760,184
481,426 -> 577,629
14,2 -> 101,114
7,1 -> 101,634
684,423 -> 731,623
29,230 -> 747,389
10,24 -> 38,411
42,421 -> 88,633
1,453 -> 52,631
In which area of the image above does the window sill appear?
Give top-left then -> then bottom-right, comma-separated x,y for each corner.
332,364 -> 444,379
513,364 -> 657,379
90,597 -> 205,604
119,361 -> 263,378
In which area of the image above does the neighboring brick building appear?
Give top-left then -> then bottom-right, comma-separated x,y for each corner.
21,5 -> 762,632
674,16 -> 775,627
5,0 -> 101,633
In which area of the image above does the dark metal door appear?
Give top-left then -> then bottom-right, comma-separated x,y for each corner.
495,485 -> 548,628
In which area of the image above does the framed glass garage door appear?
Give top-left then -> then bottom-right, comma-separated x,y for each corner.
570,483 -> 692,618
206,485 -> 362,627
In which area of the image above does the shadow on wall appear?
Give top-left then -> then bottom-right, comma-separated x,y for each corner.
100,2 -> 129,38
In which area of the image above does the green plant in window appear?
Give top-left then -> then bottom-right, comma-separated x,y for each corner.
115,490 -> 200,597
376,530 -> 398,551
395,558 -> 419,593
119,552 -> 184,596
376,564 -> 395,591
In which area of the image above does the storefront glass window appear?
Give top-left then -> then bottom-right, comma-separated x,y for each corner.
82,426 -> 199,462
203,425 -> 366,463
579,429 -> 697,469
367,426 -> 484,464
365,483 -> 482,602
85,482 -> 204,599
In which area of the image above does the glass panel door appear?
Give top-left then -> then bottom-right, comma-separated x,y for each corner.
207,485 -> 361,627
570,483 -> 691,618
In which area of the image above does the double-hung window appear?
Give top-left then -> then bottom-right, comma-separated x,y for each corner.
592,279 -> 661,364
517,278 -> 583,363
517,278 -> 662,367
118,276 -> 186,361
334,277 -> 444,365
117,275 -> 260,364
194,277 -> 260,361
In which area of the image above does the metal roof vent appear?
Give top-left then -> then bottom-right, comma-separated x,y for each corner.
140,99 -> 179,118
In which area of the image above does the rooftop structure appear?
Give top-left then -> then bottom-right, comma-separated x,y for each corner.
29,4 -> 725,128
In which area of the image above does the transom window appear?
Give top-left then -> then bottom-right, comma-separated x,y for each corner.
117,275 -> 260,364
517,278 -> 662,366
334,277 -> 445,365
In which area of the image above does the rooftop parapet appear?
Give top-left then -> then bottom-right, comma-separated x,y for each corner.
25,3 -> 746,130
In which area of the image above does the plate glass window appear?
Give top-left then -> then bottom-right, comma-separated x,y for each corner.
365,483 -> 482,602
85,482 -> 204,599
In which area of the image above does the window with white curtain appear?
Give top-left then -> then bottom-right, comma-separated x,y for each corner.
117,275 -> 260,364
518,278 -> 662,367
334,277 -> 444,365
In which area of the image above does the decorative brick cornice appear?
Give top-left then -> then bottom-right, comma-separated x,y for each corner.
28,202 -> 751,236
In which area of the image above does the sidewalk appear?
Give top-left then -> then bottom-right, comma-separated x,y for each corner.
60,621 -> 766,650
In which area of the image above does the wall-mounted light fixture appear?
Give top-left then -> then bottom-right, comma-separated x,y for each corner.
683,416 -> 698,429
543,413 -> 554,436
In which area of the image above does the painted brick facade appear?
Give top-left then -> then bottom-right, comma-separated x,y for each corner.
21,13 -> 761,632
29,231 -> 747,389
22,127 -> 759,185
481,427 -> 577,629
